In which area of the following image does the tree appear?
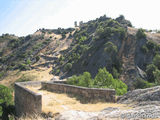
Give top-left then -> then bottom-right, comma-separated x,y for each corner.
146,64 -> 157,82
112,67 -> 120,79
113,79 -> 128,95
26,59 -> 31,65
67,75 -> 79,85
0,84 -> 13,120
153,54 -> 160,69
104,42 -> 118,55
67,68 -> 127,95
94,68 -> 114,88
146,41 -> 156,50
67,72 -> 93,87
36,56 -> 40,62
0,85 -> 13,105
64,63 -> 72,72
93,68 -> 127,95
136,29 -> 146,39
78,72 -> 93,87
133,77 -> 154,89
153,69 -> 160,85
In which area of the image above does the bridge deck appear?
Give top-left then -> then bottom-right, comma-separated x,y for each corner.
26,86 -> 128,114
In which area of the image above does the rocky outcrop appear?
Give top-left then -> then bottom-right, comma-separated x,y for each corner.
55,86 -> 160,120
55,105 -> 160,120
118,86 -> 160,104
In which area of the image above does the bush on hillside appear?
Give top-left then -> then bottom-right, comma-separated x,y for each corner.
67,75 -> 79,85
146,64 -> 157,82
62,33 -> 66,39
93,68 -> 127,95
94,68 -> 113,87
0,72 -> 5,79
146,41 -> 156,50
67,72 -> 93,87
18,63 -> 30,70
153,54 -> 160,69
136,29 -> 146,39
0,84 -> 13,118
64,63 -> 72,72
78,72 -> 93,87
36,56 -> 40,62
153,69 -> 160,85
104,42 -> 117,55
133,77 -> 154,89
67,68 -> 127,95
141,41 -> 160,54
95,19 -> 126,40
0,85 -> 13,105
141,45 -> 149,53
112,67 -> 120,79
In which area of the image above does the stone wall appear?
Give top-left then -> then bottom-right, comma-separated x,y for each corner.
14,81 -> 42,117
41,82 -> 115,102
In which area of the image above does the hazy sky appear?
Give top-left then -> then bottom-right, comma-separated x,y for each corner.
0,0 -> 160,36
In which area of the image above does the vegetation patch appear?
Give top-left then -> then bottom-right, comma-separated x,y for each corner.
0,84 -> 14,119
136,28 -> 146,39
67,68 -> 127,95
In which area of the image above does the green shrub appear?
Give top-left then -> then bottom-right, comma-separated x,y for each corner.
113,79 -> 128,95
96,19 -> 126,40
62,33 -> 66,39
112,67 -> 120,79
67,68 -> 127,95
141,45 -> 149,53
93,68 -> 127,95
133,78 -> 154,89
94,68 -> 113,87
79,45 -> 89,54
0,85 -> 13,105
0,84 -> 13,117
59,56 -> 65,61
96,26 -> 105,38
36,56 -> 40,62
55,69 -> 60,75
136,29 -> 146,39
141,41 -> 159,54
153,54 -> 160,69
153,69 -> 160,85
146,64 -> 157,82
67,72 -> 93,87
79,36 -> 87,43
67,75 -> 79,85
18,63 -> 30,70
0,72 -> 5,79
104,42 -> 117,54
146,41 -> 156,50
64,63 -> 72,72
26,59 -> 31,65
78,72 -> 93,87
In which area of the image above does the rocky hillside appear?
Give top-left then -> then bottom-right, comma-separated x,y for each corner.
0,28 -> 75,78
1,15 -> 160,90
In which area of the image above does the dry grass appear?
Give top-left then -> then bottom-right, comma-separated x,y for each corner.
26,86 -> 130,115
0,70 -> 21,86
0,67 -> 53,87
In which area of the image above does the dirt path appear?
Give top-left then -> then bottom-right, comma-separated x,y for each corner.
26,86 -> 130,114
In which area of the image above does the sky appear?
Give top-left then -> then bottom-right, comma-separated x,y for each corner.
0,0 -> 160,36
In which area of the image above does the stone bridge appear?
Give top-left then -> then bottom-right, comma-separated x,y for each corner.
14,81 -> 116,117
